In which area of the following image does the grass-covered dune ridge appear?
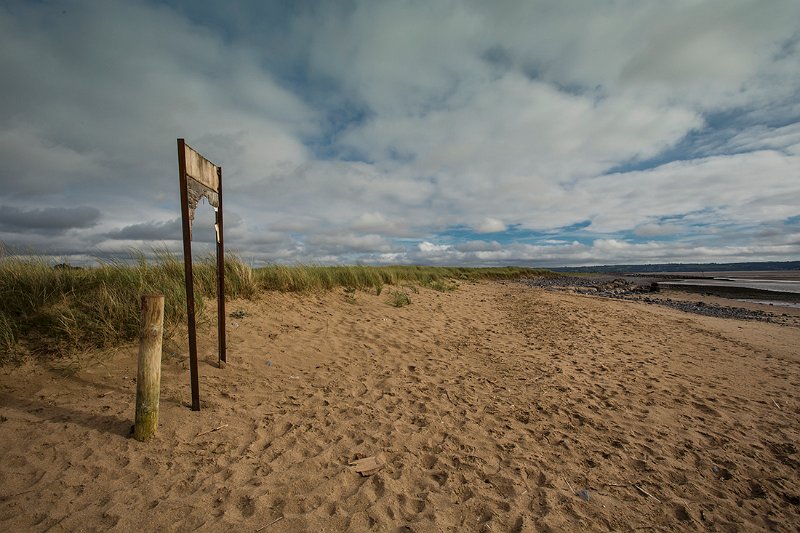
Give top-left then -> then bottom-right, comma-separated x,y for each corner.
0,250 -> 551,361
0,250 -> 244,360
255,264 -> 551,292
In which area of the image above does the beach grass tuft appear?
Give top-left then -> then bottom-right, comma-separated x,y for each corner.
428,279 -> 457,292
390,290 -> 411,307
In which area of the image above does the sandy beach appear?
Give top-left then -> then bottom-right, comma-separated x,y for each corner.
1,281 -> 799,532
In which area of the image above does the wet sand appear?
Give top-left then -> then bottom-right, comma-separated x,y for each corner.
1,282 -> 799,531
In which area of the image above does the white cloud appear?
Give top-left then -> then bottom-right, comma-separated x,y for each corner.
583,150 -> 800,233
726,123 -> 800,155
418,241 -> 451,253
386,236 -> 800,268
633,223 -> 684,238
455,240 -> 502,252
474,218 -> 506,234
341,72 -> 702,183
306,233 -> 394,254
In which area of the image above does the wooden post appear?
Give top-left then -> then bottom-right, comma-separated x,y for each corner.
134,294 -> 165,441
216,165 -> 227,367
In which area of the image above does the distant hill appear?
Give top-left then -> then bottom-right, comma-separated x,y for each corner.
550,261 -> 800,273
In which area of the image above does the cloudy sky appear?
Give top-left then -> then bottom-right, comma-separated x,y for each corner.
1,0 -> 799,267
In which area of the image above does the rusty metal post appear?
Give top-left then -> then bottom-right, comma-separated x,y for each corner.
177,138 -> 201,411
216,165 -> 227,367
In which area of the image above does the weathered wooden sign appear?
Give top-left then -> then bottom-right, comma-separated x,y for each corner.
177,138 -> 226,412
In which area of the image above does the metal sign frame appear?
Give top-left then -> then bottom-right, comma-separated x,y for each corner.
177,138 -> 226,412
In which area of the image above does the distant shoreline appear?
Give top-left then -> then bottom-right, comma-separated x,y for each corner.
641,270 -> 800,281
550,260 -> 800,274
654,281 -> 800,303
566,269 -> 800,304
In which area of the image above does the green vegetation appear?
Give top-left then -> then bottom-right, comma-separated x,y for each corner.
0,249 -> 553,361
342,286 -> 357,303
254,264 -> 550,293
428,279 -> 458,292
389,290 -> 411,307
0,250 -> 254,362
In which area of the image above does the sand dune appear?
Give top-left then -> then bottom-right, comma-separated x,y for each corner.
1,282 -> 798,531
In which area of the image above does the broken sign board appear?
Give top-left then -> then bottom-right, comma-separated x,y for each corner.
183,142 -> 220,237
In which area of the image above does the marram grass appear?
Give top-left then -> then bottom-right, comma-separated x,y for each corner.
254,264 -> 551,293
0,250 -> 252,362
0,249 -> 552,361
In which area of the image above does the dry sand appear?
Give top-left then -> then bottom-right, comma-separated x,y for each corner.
1,281 -> 799,532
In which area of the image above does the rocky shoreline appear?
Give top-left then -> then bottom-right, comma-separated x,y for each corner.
520,276 -> 784,323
